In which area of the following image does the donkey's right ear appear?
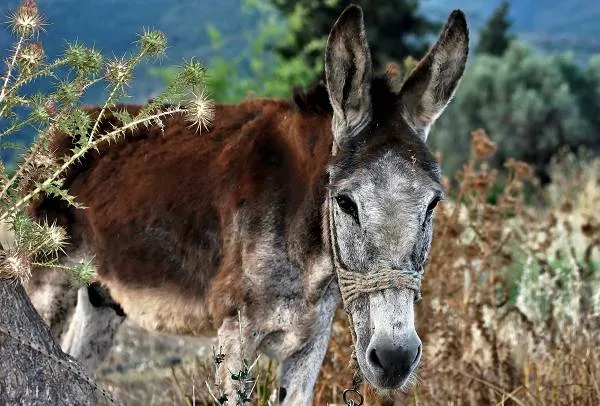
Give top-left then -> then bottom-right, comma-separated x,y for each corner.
325,5 -> 373,152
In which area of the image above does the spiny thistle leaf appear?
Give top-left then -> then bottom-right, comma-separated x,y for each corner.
0,141 -> 29,152
10,214 -> 67,257
64,42 -> 103,75
138,29 -> 167,58
39,182 -> 83,208
12,212 -> 40,249
29,93 -> 53,123
72,257 -> 95,284
113,109 -> 134,127
10,213 -> 66,256
56,108 -> 91,138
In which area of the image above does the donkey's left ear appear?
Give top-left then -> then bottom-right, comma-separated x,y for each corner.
399,10 -> 469,141
325,5 -> 373,151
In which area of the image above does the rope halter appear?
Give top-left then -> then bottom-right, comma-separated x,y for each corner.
327,186 -> 425,395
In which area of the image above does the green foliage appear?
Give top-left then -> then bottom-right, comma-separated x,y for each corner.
476,1 -> 514,56
431,41 -> 600,179
271,0 -> 440,72
152,0 -> 437,103
0,0 -> 213,284
150,0 -> 320,103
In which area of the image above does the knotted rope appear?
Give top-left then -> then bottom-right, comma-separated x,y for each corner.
337,267 -> 422,306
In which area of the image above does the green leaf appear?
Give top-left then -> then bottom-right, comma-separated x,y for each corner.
40,181 -> 84,208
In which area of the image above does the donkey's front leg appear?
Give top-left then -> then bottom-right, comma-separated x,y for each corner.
275,326 -> 333,405
275,292 -> 338,405
214,314 -> 263,404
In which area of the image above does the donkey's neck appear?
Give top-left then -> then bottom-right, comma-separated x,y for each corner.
266,103 -> 335,295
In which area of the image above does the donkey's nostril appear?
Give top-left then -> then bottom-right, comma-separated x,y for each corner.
368,348 -> 384,370
413,344 -> 422,366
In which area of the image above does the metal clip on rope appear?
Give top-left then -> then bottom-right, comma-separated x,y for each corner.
343,388 -> 363,406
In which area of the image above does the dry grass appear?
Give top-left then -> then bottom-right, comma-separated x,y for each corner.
98,130 -> 600,405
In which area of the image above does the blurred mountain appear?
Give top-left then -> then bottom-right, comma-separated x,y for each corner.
421,0 -> 600,63
0,0 -> 258,103
1,0 -> 599,104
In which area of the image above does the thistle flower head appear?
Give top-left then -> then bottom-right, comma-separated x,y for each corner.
17,41 -> 44,73
178,59 -> 207,88
65,42 -> 103,75
0,249 -> 31,283
9,0 -> 44,37
44,99 -> 56,116
38,222 -> 68,255
105,57 -> 132,85
73,258 -> 95,285
55,80 -> 81,105
138,29 -> 167,58
185,89 -> 215,133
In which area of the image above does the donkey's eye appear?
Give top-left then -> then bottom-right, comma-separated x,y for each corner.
426,197 -> 441,215
335,194 -> 359,223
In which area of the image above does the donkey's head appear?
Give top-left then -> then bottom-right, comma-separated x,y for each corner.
324,5 -> 468,389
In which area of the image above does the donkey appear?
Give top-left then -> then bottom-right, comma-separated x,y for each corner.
25,5 -> 468,404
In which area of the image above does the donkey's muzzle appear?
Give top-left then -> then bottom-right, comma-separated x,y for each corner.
365,330 -> 421,387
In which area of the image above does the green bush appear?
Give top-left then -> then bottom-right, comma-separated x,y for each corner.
151,0 -> 320,103
430,41 -> 600,179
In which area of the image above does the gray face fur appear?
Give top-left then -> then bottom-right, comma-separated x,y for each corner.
325,6 -> 468,389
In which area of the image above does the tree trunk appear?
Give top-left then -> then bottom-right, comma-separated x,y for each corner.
0,279 -> 120,405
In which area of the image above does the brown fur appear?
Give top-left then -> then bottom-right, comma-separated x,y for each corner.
30,94 -> 341,333
29,75 -> 441,337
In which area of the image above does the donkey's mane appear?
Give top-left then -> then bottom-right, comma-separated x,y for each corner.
292,75 -> 398,118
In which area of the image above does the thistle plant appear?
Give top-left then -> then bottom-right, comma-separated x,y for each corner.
0,0 -> 214,284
